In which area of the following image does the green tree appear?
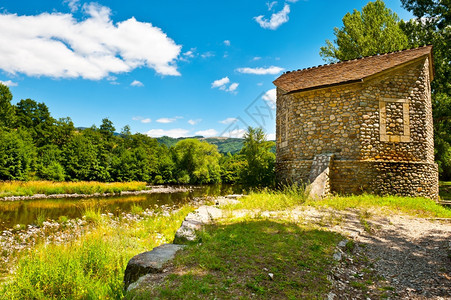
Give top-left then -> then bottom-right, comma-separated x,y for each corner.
0,129 -> 36,180
240,127 -> 275,187
400,0 -> 451,179
15,98 -> 56,147
0,83 -> 16,129
172,139 -> 221,184
219,153 -> 246,184
36,145 -> 66,181
320,0 -> 409,62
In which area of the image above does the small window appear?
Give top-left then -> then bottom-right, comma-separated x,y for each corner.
379,98 -> 410,142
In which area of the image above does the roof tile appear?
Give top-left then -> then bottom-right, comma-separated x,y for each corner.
273,46 -> 433,94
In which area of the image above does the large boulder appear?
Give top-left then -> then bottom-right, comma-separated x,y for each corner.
124,243 -> 185,290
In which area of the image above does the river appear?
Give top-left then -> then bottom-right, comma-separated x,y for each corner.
0,184 -> 244,230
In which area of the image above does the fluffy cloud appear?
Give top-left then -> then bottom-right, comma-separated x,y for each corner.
132,116 -> 151,123
228,82 -> 239,92
0,3 -> 181,80
145,128 -> 190,138
262,88 -> 276,103
222,129 -> 246,138
267,133 -> 276,140
236,66 -> 284,75
130,80 -> 144,87
254,4 -> 290,30
212,77 -> 230,88
0,80 -> 18,87
267,1 -> 278,10
223,40 -> 231,46
219,117 -> 238,124
188,119 -> 201,125
156,117 -> 176,124
262,88 -> 277,109
195,129 -> 218,137
63,0 -> 80,12
211,77 -> 239,93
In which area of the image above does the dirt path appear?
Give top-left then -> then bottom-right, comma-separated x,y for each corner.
290,208 -> 451,299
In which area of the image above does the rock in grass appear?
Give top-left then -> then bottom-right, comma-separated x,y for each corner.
173,205 -> 224,244
124,244 -> 185,290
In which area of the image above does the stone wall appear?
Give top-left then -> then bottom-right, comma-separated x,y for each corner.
276,56 -> 438,199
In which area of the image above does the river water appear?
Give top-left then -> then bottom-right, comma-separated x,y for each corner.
0,185 -> 243,230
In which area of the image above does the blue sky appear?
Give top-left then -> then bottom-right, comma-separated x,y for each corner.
0,0 -> 413,139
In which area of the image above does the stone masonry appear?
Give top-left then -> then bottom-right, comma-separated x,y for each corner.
273,46 -> 438,199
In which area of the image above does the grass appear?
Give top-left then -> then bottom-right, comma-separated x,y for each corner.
128,219 -> 342,299
305,193 -> 451,218
1,205 -> 193,299
0,181 -> 148,198
226,185 -> 307,211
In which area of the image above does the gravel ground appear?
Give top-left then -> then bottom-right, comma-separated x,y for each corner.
290,208 -> 451,299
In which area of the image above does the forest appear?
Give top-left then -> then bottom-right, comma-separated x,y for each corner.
0,83 -> 275,186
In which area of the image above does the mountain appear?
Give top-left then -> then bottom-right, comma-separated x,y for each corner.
156,136 -> 245,154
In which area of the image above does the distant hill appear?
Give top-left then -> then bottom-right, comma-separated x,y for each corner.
156,136 -> 276,154
156,136 -> 245,154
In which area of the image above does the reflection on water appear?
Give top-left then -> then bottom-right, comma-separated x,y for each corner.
0,184 -> 243,230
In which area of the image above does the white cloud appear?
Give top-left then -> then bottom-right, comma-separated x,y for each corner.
0,3 -> 181,79
254,3 -> 290,30
262,88 -> 277,109
211,76 -> 239,93
145,128 -> 190,138
201,51 -> 215,58
236,66 -> 284,75
253,56 -> 262,61
156,117 -> 177,124
0,80 -> 18,87
64,0 -> 80,12
257,82 -> 263,86
266,1 -> 278,10
183,50 -> 195,58
228,82 -> 239,92
262,88 -> 276,103
188,119 -> 201,125
132,116 -> 151,123
195,129 -> 218,137
131,80 -> 144,87
267,133 -> 276,140
223,40 -> 230,46
211,77 -> 230,88
222,129 -> 246,138
219,117 -> 238,124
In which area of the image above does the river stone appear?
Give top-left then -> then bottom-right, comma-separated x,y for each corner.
173,206 -> 224,244
124,243 -> 185,290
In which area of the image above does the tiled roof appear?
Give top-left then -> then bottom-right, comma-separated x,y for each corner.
273,45 -> 433,94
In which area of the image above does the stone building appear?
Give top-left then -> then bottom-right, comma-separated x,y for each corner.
273,46 -> 438,199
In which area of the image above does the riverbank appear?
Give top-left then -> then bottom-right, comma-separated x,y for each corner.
0,181 -> 193,201
126,190 -> 451,299
0,195 -> 214,299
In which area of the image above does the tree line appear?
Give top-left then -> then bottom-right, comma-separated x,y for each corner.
0,84 -> 275,186
320,0 -> 450,180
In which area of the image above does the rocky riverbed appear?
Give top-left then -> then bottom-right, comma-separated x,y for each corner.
0,185 -> 193,201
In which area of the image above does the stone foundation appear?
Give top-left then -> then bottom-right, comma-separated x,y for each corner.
277,159 -> 439,200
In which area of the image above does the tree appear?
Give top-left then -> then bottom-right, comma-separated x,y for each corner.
240,127 -> 275,187
320,0 -> 409,62
0,129 -> 36,180
0,83 -> 16,129
99,117 -> 116,138
172,139 -> 221,184
400,0 -> 451,179
15,98 -> 56,147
